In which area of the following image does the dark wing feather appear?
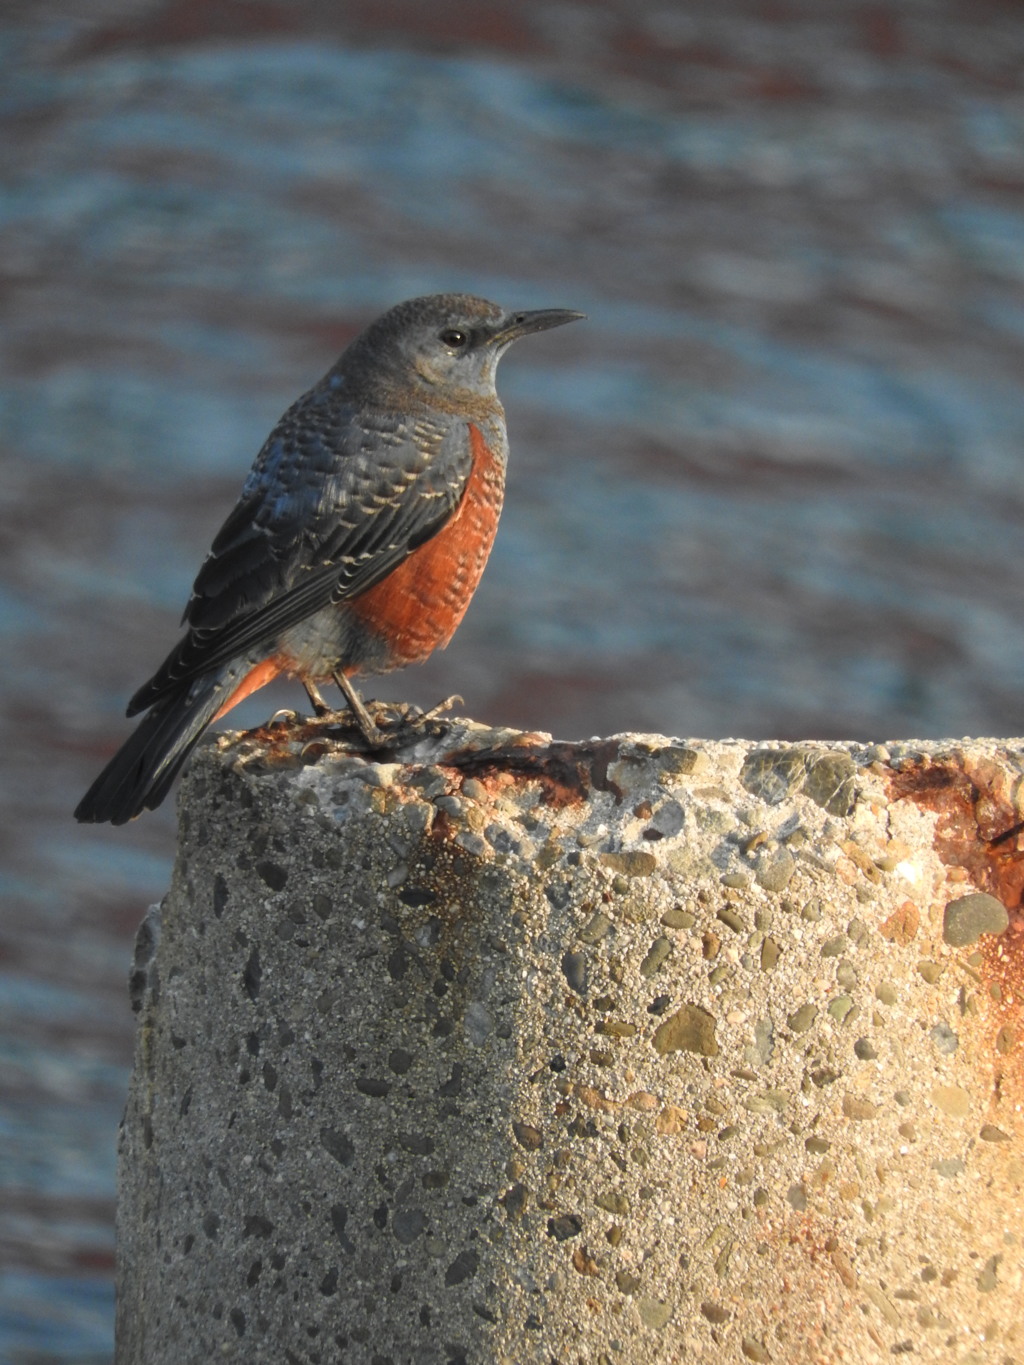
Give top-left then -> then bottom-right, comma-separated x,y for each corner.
128,392 -> 469,716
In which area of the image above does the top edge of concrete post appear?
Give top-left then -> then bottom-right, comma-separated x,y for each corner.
116,717 -> 1024,1365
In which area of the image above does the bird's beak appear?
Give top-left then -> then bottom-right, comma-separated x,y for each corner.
491,308 -> 586,346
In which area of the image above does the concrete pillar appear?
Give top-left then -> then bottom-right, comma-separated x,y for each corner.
115,719 -> 1023,1364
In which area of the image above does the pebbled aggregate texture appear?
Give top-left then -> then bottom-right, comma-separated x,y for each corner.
116,718 -> 1024,1363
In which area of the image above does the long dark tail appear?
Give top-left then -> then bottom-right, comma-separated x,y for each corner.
75,674 -> 231,826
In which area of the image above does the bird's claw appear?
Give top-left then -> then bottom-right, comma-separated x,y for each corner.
266,708 -> 301,728
420,694 -> 463,724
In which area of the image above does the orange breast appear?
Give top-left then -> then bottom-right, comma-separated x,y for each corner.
349,423 -> 505,667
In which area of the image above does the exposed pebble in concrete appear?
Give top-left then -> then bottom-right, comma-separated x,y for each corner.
651,1004 -> 719,1057
929,1022 -> 959,1056
753,850 -> 796,893
512,1121 -> 543,1152
560,951 -> 588,994
942,893 -> 1010,947
637,1298 -> 672,1329
979,1124 -> 1010,1143
579,911 -> 613,943
661,906 -> 694,929
930,1085 -> 970,1118
639,937 -> 672,977
828,996 -> 854,1024
787,1003 -> 817,1033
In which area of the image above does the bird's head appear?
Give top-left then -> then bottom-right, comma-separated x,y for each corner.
343,293 -> 584,409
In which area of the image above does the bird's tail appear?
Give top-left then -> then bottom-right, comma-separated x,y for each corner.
75,671 -> 236,826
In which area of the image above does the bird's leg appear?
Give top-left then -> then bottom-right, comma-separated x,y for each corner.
303,680 -> 331,717
332,670 -> 387,747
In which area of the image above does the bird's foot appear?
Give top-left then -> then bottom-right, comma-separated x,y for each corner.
378,694 -> 464,746
310,676 -> 464,752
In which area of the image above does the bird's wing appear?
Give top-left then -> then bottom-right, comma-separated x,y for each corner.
127,395 -> 471,715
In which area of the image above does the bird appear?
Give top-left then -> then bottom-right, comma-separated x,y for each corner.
75,293 -> 584,825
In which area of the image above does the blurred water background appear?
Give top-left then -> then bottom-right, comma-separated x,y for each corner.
2,1 -> 1024,1357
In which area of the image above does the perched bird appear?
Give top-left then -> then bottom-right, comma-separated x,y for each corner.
75,293 -> 583,825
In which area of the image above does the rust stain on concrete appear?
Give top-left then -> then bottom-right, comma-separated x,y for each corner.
888,751 -> 1024,1110
448,737 -> 626,809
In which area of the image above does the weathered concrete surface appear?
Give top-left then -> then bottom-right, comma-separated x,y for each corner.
116,716 -> 1024,1363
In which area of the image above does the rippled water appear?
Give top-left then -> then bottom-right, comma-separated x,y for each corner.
3,2 -> 1024,1356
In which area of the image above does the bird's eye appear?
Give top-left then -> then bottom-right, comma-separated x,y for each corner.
439,328 -> 468,349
